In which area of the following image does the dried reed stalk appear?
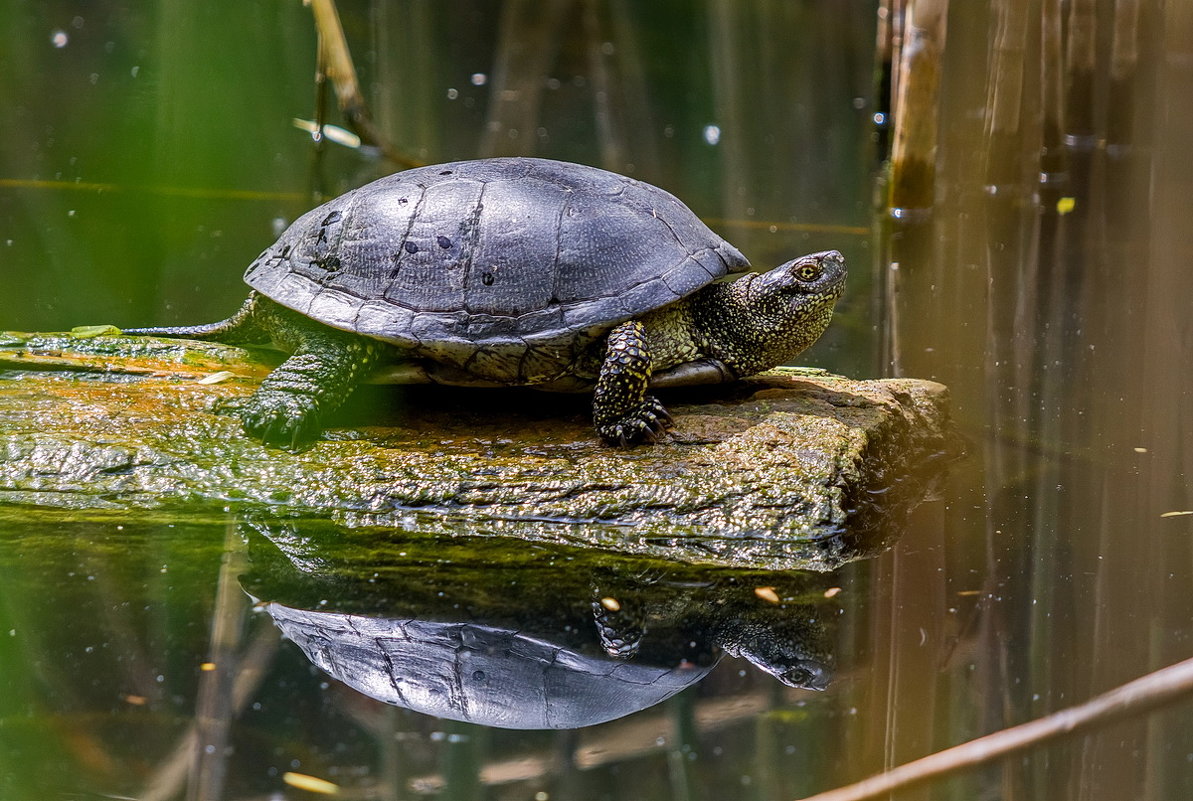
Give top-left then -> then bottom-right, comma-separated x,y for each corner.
1064,0 -> 1098,147
1107,0 -> 1141,154
1040,0 -> 1067,178
887,0 -> 950,212
308,0 -> 419,167
795,656 -> 1193,801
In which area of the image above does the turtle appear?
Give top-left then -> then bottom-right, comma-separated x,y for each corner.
125,157 -> 846,448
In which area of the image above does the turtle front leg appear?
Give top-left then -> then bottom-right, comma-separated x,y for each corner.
237,304 -> 383,450
592,320 -> 673,446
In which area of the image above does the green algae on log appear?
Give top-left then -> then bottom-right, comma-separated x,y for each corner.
0,331 -> 954,570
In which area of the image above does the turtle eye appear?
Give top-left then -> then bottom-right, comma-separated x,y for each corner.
796,263 -> 822,281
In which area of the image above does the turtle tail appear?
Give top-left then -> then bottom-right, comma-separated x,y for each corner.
122,292 -> 265,344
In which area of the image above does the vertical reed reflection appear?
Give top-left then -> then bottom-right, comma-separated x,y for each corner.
186,524 -> 247,801
888,0 -> 949,214
876,2 -> 1193,799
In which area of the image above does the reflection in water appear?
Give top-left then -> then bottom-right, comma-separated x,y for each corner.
256,606 -> 714,730
0,518 -> 851,801
242,520 -> 833,730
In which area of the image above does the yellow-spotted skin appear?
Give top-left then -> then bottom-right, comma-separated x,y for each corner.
592,321 -> 673,446
588,250 -> 846,445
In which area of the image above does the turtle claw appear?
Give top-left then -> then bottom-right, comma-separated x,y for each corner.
599,395 -> 675,447
239,388 -> 323,451
592,591 -> 645,659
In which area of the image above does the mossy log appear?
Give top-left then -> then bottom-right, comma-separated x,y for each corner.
0,331 -> 954,570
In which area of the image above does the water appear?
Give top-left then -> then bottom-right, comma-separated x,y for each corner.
2,2 -> 1192,800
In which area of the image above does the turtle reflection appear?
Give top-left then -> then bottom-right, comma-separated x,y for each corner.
242,524 -> 836,730
257,603 -> 715,730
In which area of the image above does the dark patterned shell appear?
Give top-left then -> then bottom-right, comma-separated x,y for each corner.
244,157 -> 747,382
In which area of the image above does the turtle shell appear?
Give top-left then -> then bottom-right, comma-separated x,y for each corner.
243,157 -> 748,383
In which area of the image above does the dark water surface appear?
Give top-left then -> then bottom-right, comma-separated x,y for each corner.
2,2 -> 1192,800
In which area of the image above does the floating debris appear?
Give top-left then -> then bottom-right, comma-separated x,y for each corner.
197,371 -> 236,385
69,324 -> 121,339
291,118 -> 362,149
283,771 -> 340,795
754,586 -> 781,604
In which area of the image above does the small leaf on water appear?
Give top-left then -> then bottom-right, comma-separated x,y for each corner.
69,324 -> 122,339
1057,196 -> 1076,215
1160,510 -> 1193,518
197,371 -> 237,385
283,772 -> 340,795
754,586 -> 781,604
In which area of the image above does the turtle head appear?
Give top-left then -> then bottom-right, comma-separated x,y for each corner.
713,611 -> 834,691
702,250 -> 846,377
756,250 -> 846,299
749,652 -> 833,691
